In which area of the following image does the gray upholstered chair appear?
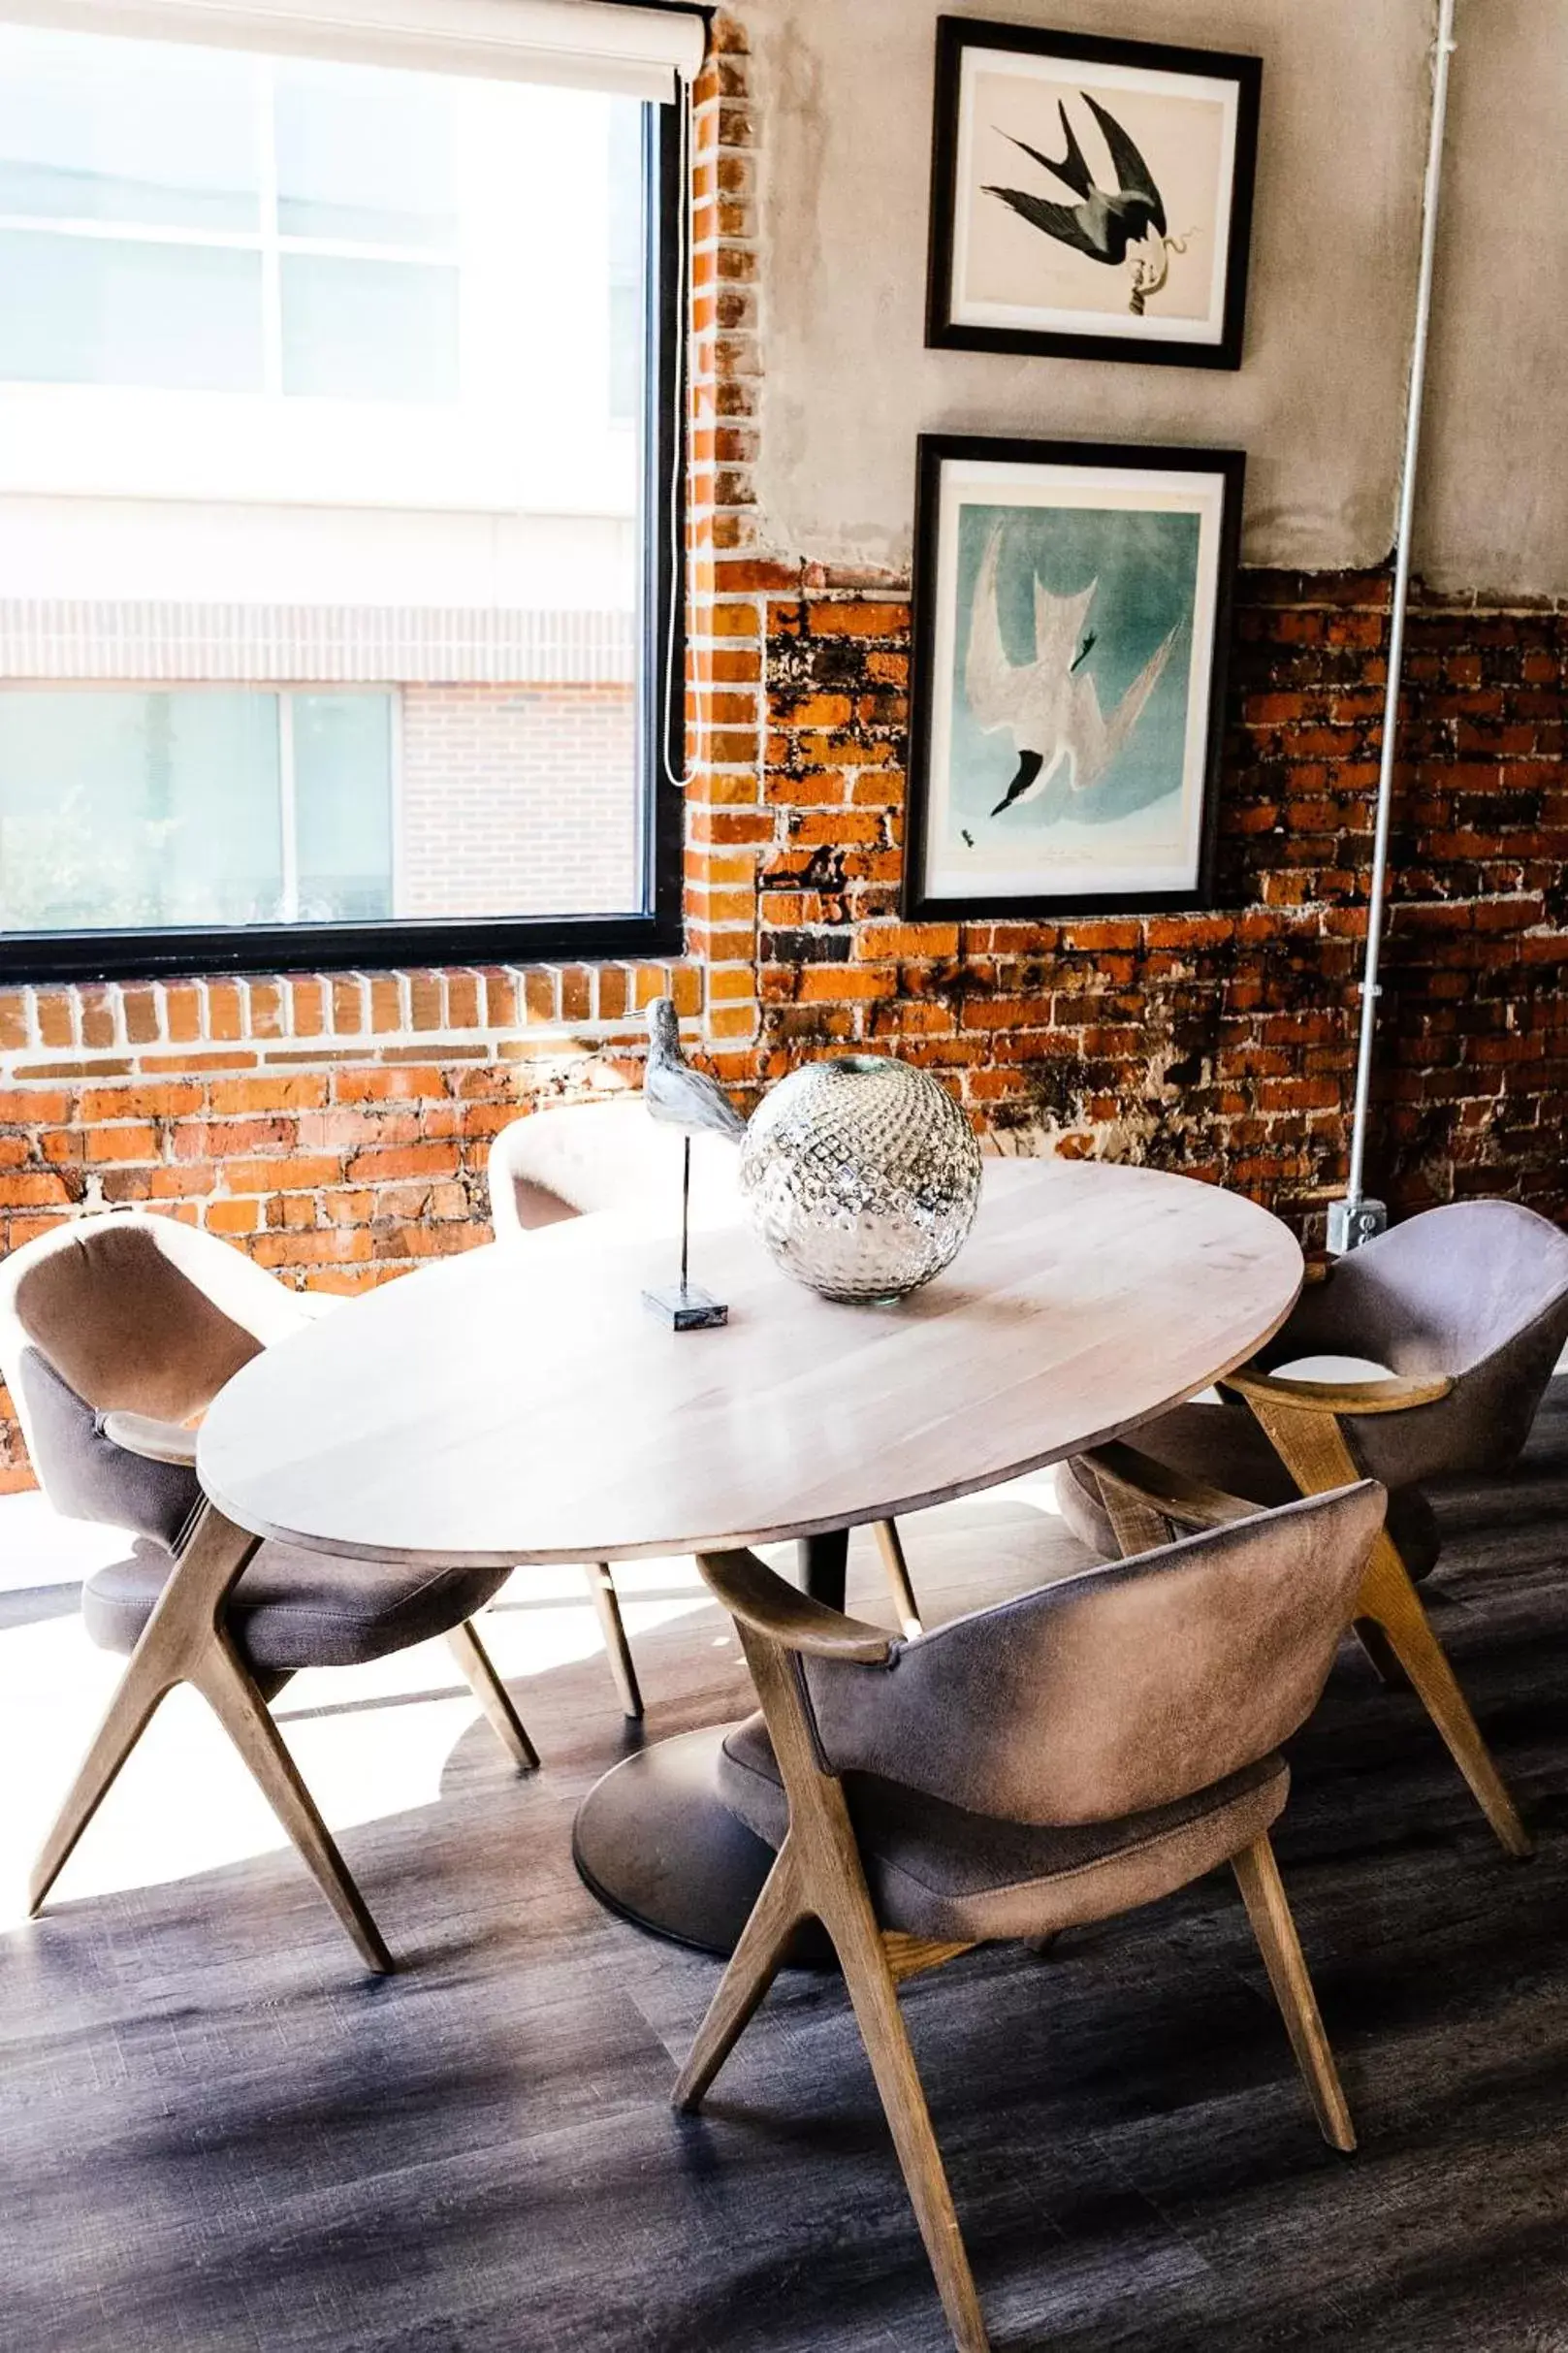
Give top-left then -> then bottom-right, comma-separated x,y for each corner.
3,1211 -> 536,1973
676,1479 -> 1386,2353
1059,1200 -> 1568,1861
486,1100 -> 925,1704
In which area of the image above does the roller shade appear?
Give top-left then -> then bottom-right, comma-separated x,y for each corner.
0,0 -> 708,98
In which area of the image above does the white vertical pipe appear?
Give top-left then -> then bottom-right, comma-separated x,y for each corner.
1345,0 -> 1457,1208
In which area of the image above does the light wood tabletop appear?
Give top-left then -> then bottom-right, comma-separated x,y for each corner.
199,1158 -> 1301,1569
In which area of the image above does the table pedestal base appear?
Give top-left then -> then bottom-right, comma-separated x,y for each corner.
573,1531 -> 848,1963
571,1725 -> 832,1965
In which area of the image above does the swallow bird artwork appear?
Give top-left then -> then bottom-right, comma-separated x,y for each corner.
985,94 -> 1184,313
966,529 -> 1179,819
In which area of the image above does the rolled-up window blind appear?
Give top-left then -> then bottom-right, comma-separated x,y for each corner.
0,0 -> 707,98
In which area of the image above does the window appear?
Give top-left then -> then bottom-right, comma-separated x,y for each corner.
0,3 -> 692,978
0,689 -> 395,929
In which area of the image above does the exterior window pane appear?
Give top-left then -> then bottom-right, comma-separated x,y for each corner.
294,694 -> 395,922
0,231 -> 264,391
608,283 -> 640,429
274,61 -> 458,248
607,105 -> 643,425
0,25 -> 259,233
0,691 -> 282,930
279,254 -> 459,403
0,22 -> 673,970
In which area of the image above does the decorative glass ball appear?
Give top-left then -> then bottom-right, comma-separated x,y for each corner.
739,1054 -> 983,1305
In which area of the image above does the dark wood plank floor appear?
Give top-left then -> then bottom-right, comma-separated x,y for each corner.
9,1393 -> 1568,2352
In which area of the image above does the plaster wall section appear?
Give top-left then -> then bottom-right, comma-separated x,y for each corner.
743,0 -> 1561,595
1416,0 -> 1568,599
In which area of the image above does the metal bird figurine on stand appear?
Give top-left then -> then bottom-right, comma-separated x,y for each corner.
641,997 -> 745,1331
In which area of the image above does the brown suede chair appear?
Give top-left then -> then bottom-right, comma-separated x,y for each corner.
487,1100 -> 925,1692
1059,1200 -> 1568,1860
3,1211 -> 536,1974
676,1479 -> 1386,2353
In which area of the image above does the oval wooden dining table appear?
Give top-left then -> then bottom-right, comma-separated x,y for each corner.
198,1158 -> 1303,1956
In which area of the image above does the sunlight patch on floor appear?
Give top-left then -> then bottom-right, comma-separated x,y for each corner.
0,1475 -> 1075,1933
0,1493 -> 715,1929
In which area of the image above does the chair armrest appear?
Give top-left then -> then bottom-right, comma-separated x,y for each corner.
1222,1367 -> 1454,1417
1085,1440 -> 1258,1532
101,1410 -> 199,1467
696,1548 -> 896,1663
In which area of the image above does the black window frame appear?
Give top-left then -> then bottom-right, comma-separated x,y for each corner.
0,93 -> 687,983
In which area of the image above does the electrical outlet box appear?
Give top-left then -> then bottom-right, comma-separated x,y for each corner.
1328,1196 -> 1388,1255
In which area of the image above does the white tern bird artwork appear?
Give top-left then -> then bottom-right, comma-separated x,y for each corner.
966,526 -> 1180,820
642,996 -> 744,1330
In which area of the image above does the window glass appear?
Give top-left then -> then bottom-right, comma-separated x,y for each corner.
293,693 -> 396,922
273,60 -> 459,248
0,230 -> 265,391
0,26 -> 258,232
279,255 -> 460,403
0,691 -> 283,929
0,19 -> 665,964
607,106 -> 643,425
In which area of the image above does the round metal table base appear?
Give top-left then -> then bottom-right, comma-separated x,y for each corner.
572,1724 -> 832,1966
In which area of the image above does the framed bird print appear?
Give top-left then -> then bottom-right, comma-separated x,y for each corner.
926,18 -> 1261,369
904,434 -> 1244,921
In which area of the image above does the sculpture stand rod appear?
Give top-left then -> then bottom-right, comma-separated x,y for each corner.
641,1129 -> 728,1332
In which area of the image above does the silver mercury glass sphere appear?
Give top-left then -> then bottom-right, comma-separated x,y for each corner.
739,1054 -> 983,1305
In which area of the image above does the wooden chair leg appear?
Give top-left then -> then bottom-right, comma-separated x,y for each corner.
1357,1534 -> 1531,1858
675,1838 -> 805,2111
446,1620 -> 539,1772
1232,1833 -> 1355,2154
717,1626 -> 988,2353
29,1501 -> 260,1917
585,1561 -> 644,1720
28,1638 -> 176,1916
815,1842 -> 989,2353
1238,1393 -> 1530,1861
192,1635 -> 395,1975
875,1519 -> 923,1639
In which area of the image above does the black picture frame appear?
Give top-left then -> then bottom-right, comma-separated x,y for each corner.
903,433 -> 1244,923
926,17 -> 1261,371
0,98 -> 688,985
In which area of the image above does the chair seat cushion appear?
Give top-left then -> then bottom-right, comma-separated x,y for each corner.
1056,1399 -> 1441,1580
82,1539 -> 511,1672
718,1712 -> 1288,1944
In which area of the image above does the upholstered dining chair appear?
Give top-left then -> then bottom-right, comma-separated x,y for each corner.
3,1210 -> 536,1974
1058,1199 -> 1568,1862
486,1099 -> 925,1711
675,1479 -> 1386,2353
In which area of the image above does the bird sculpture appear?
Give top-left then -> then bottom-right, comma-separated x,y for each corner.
984,94 -> 1178,314
966,527 -> 1178,818
641,997 -> 744,1330
645,996 -> 746,1140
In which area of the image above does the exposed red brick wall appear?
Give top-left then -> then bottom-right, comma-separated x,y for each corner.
731,569 -> 1568,1231
0,961 -> 700,1488
0,16 -> 1563,1496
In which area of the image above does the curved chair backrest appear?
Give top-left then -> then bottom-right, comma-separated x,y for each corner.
0,1211 -> 306,1538
1264,1200 -> 1568,1481
800,1482 -> 1384,1828
487,1098 -> 741,1239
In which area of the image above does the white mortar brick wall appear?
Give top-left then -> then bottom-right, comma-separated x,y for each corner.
400,683 -> 639,919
